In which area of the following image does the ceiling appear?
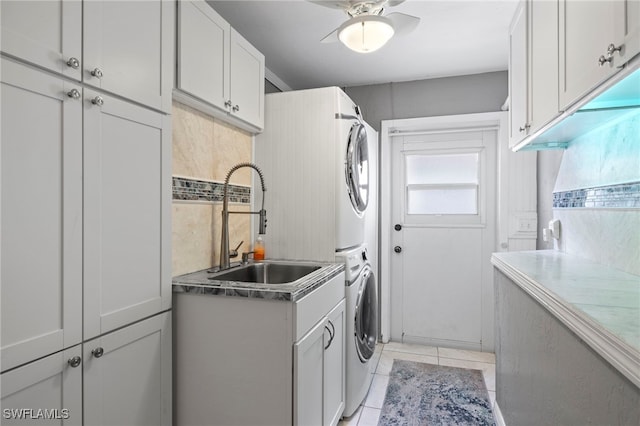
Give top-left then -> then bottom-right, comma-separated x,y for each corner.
208,0 -> 519,90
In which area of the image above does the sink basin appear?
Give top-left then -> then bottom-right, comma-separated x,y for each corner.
208,262 -> 321,285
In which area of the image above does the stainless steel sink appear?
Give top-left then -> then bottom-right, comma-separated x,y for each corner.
208,262 -> 321,285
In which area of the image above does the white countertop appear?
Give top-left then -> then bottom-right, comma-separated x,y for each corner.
491,250 -> 640,388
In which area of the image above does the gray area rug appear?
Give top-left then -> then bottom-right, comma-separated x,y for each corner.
378,360 -> 495,426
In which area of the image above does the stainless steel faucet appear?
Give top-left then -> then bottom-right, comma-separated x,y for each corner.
220,163 -> 267,270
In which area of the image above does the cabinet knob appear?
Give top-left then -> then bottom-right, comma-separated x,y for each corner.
67,89 -> 81,100
92,347 -> 104,358
598,55 -> 613,66
232,105 -> 240,113
67,356 -> 82,368
91,96 -> 104,106
224,100 -> 233,108
90,67 -> 104,79
66,57 -> 80,69
518,124 -> 530,133
606,43 -> 622,56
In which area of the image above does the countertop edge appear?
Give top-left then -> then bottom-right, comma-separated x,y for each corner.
491,253 -> 640,389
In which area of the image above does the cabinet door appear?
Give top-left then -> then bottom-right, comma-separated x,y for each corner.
294,318 -> 327,426
508,2 -> 529,148
324,300 -> 346,426
529,0 -> 559,131
177,0 -> 230,111
612,0 -> 640,69
83,312 -> 171,426
83,0 -> 174,113
83,90 -> 171,340
229,28 -> 265,130
0,0 -> 82,81
559,0 -> 624,110
1,58 -> 82,372
1,345 -> 82,426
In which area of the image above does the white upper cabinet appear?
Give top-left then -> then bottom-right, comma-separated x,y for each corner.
83,89 -> 171,340
83,0 -> 174,113
176,0 -> 265,132
0,0 -> 82,81
0,0 -> 173,112
509,0 -> 560,149
508,3 -> 529,146
229,28 -> 266,128
1,58 -> 83,372
177,0 -> 229,110
559,0 -> 640,110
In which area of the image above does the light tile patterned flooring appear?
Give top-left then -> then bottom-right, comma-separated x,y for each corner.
339,342 -> 496,426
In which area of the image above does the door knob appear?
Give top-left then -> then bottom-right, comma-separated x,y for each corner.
394,224 -> 402,231
394,246 -> 402,253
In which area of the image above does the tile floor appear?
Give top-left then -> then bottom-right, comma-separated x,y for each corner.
339,342 -> 496,426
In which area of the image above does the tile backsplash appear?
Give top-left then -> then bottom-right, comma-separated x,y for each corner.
172,101 -> 253,276
551,109 -> 640,275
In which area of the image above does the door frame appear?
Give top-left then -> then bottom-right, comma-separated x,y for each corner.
379,112 -> 508,345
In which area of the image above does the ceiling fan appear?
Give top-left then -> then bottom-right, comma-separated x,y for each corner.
310,0 -> 420,53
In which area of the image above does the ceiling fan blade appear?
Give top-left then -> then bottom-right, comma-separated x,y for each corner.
308,0 -> 354,10
386,12 -> 420,36
386,0 -> 406,7
320,28 -> 340,43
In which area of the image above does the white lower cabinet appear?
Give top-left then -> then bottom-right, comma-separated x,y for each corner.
0,313 -> 171,426
174,271 -> 346,426
294,300 -> 346,426
1,346 -> 83,425
83,312 -> 172,426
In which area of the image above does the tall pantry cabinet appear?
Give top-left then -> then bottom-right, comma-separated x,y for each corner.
0,1 -> 173,424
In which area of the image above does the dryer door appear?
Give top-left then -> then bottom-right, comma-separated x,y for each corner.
345,122 -> 369,214
354,267 -> 377,362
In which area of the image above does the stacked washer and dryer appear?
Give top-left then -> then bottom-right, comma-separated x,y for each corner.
255,86 -> 378,419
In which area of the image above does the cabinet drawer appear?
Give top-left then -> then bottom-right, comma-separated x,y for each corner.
294,272 -> 345,341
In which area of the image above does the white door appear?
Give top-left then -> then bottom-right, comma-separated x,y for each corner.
294,319 -> 326,426
83,89 -> 171,340
1,58 -> 83,372
390,129 -> 497,351
83,312 -> 171,426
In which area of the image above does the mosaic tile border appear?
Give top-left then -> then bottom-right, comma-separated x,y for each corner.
173,177 -> 251,203
553,182 -> 640,208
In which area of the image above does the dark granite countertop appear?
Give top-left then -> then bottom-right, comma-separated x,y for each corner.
172,260 -> 345,302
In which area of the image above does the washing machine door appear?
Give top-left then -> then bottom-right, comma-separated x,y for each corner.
354,267 -> 377,362
345,122 -> 369,214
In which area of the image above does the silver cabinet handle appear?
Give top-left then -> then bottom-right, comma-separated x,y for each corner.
91,67 -> 103,79
324,320 -> 336,350
67,89 -> 81,100
66,57 -> 80,69
91,347 -> 104,358
224,100 -> 233,108
598,55 -> 612,66
607,43 -> 622,56
91,96 -> 104,106
232,105 -> 240,113
67,356 -> 82,368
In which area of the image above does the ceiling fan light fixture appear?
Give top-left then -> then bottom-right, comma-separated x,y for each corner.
338,15 -> 394,53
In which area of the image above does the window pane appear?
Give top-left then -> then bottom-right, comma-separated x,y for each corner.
406,153 -> 478,184
407,187 -> 478,215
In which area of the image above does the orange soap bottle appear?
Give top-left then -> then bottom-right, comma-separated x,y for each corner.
254,236 -> 265,260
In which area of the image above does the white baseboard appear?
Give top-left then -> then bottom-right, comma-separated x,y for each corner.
494,401 -> 506,426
